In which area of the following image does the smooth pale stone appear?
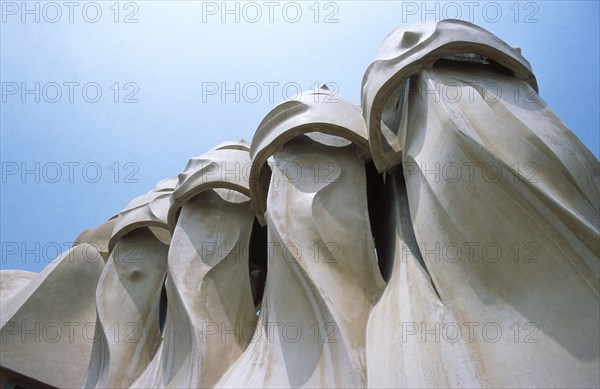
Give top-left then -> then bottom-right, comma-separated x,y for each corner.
217,136 -> 385,388
6,20 -> 599,389
130,276 -> 173,388
73,217 -> 117,262
366,169 -> 481,388
83,227 -> 169,389
0,244 -> 104,389
249,87 -> 371,226
130,336 -> 166,388
108,177 -> 177,253
361,19 -> 538,172
0,270 -> 37,306
377,64 -> 598,388
166,141 -> 252,228
137,188 -> 256,388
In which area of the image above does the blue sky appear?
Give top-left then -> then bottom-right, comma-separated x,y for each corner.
1,1 -> 599,272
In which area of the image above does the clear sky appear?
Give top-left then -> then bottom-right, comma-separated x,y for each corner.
1,1 -> 599,272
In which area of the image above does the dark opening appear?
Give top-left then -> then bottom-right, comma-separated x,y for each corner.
248,218 -> 267,312
158,276 -> 168,334
365,161 -> 393,281
433,56 -> 515,77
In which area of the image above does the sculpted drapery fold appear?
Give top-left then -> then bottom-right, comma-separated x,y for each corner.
216,87 -> 385,388
1,19 -> 598,389
363,19 -> 599,388
84,178 -> 175,389
131,141 -> 258,389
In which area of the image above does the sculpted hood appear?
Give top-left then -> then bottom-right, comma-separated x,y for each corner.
361,19 -> 538,171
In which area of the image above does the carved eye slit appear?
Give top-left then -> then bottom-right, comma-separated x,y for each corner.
400,31 -> 423,49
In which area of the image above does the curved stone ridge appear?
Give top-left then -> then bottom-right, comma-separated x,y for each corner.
167,139 -> 252,228
218,95 -> 385,386
0,270 -> 37,307
361,19 -> 538,171
249,86 -> 370,225
73,217 -> 117,262
0,245 -> 104,389
132,139 -> 257,388
84,228 -> 169,389
108,177 -> 177,251
1,19 -> 599,389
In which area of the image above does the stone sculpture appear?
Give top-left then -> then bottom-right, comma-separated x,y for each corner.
0,19 -> 598,389
84,177 -> 175,389
218,88 -> 386,387
362,20 -> 599,388
1,245 -> 104,388
132,141 -> 258,388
